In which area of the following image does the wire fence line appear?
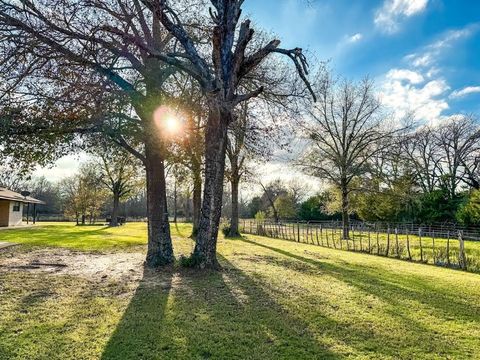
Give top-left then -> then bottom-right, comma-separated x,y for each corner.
239,219 -> 480,273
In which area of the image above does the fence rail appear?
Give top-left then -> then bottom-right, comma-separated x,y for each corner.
239,219 -> 480,273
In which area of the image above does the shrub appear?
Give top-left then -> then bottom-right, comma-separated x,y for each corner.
255,211 -> 266,222
221,223 -> 231,237
179,253 -> 205,268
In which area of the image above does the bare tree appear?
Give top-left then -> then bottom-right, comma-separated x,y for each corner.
0,165 -> 29,191
258,180 -> 289,223
402,126 -> 442,193
143,0 -> 315,267
97,152 -> 142,227
225,104 -> 248,236
435,115 -> 480,198
299,76 -> 403,239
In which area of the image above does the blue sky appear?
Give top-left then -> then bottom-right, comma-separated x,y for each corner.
244,0 -> 480,121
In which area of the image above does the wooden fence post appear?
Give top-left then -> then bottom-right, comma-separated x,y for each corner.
330,227 -> 334,249
406,230 -> 412,261
432,230 -> 436,264
352,226 -> 355,251
376,230 -> 380,255
368,228 -> 372,254
326,226 -> 330,248
459,230 -> 467,270
359,226 -> 363,252
297,222 -> 300,242
332,226 -> 337,249
446,230 -> 450,266
386,227 -> 390,256
395,228 -> 399,258
419,228 -> 424,263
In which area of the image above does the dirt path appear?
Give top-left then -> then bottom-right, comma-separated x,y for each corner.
0,247 -> 147,284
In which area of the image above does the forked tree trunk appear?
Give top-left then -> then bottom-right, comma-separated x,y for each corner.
193,105 -> 231,268
341,184 -> 350,239
110,193 -> 120,227
192,172 -> 202,237
145,141 -> 174,267
228,176 -> 240,237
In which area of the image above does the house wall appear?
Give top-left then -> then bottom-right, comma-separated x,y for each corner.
0,200 -> 9,227
8,201 -> 23,226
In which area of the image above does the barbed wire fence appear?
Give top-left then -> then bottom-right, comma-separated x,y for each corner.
239,219 -> 480,273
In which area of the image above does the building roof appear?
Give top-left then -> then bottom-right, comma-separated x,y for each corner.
0,187 -> 45,205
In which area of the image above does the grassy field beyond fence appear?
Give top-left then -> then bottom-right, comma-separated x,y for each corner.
240,220 -> 480,273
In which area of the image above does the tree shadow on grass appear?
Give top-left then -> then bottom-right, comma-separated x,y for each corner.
101,260 -> 339,360
236,237 -> 480,357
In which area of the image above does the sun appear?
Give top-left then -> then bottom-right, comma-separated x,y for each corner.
165,116 -> 179,133
153,106 -> 183,136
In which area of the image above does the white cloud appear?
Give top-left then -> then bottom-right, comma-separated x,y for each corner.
405,53 -> 433,67
430,27 -> 475,50
380,76 -> 449,123
450,86 -> 480,99
386,68 -> 424,84
380,24 -> 480,125
347,33 -> 363,43
406,24 -> 479,68
33,153 -> 89,182
374,0 -> 429,34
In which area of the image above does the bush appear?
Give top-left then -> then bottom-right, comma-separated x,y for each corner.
255,211 -> 266,222
178,253 -> 205,268
456,190 -> 480,225
221,223 -> 231,237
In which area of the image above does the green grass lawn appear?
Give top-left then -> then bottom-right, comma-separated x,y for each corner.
1,223 -> 480,359
0,222 -> 149,250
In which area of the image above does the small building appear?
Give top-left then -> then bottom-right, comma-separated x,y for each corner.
0,187 -> 45,227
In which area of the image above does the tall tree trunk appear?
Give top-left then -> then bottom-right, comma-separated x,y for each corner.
192,171 -> 202,237
110,193 -> 120,227
145,141 -> 174,267
273,207 -> 279,224
193,105 -> 230,268
341,184 -> 350,239
173,178 -> 178,223
228,176 -> 240,237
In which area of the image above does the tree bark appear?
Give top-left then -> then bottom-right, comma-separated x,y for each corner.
341,184 -> 350,240
193,104 -> 230,268
145,141 -> 174,267
192,171 -> 202,237
173,178 -> 178,223
228,176 -> 240,237
110,193 -> 120,227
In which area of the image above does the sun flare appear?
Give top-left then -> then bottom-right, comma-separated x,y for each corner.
153,106 -> 183,136
165,116 -> 179,132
